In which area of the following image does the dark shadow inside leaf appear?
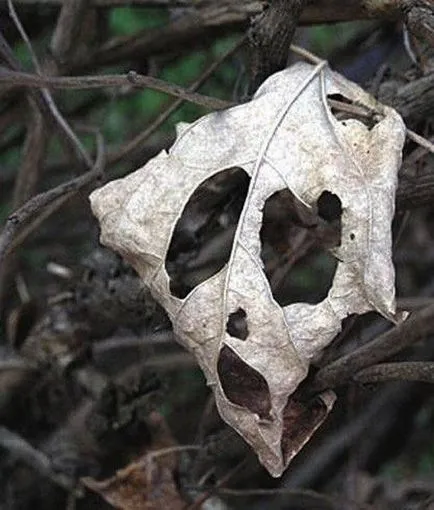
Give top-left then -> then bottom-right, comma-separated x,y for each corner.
226,307 -> 249,340
327,93 -> 381,130
281,394 -> 329,463
260,189 -> 341,307
165,168 -> 250,298
217,345 -> 271,419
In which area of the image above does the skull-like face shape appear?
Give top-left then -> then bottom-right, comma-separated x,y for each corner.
90,62 -> 405,477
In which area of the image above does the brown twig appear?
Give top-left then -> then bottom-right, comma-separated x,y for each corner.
109,36 -> 245,164
1,0 -> 431,28
216,487 -> 370,510
313,304 -> 434,392
186,457 -> 248,510
11,103 -> 47,208
283,381 -> 426,489
69,2 -> 250,74
0,132 -> 105,271
329,98 -> 434,154
6,0 -> 94,168
406,128 -> 434,154
49,0 -> 90,64
0,360 -> 38,372
0,99 -> 48,315
0,0 -> 189,4
0,68 -> 234,110
0,426 -> 79,493
353,361 -> 434,385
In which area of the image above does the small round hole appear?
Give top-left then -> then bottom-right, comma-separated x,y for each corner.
226,308 -> 249,340
317,191 -> 342,223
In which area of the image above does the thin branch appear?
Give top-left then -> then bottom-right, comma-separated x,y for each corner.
0,360 -> 38,372
6,193 -> 73,254
215,487 -> 369,510
0,0 -> 189,5
92,331 -> 176,353
0,0 -> 422,26
290,43 -> 324,64
11,102 -> 47,208
186,458 -> 248,510
140,444 -> 202,464
0,68 -> 234,110
329,97 -> 434,155
0,132 -> 105,268
0,98 -> 48,316
0,426 -> 78,493
4,59 -> 433,154
407,128 -> 434,154
50,0 -> 90,63
7,0 -> 94,168
313,304 -> 434,392
283,382 -> 421,489
70,2 -> 250,74
109,36 -> 245,163
7,0 -> 41,72
353,362 -> 434,385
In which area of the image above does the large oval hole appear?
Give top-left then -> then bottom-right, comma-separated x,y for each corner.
260,189 -> 342,307
165,168 -> 250,298
217,345 -> 271,420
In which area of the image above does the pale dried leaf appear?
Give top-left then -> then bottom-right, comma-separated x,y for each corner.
90,61 -> 406,477
82,458 -> 185,510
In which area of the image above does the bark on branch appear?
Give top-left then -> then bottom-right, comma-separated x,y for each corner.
1,0 -> 432,27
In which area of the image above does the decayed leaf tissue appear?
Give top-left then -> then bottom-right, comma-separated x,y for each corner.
90,61 -> 406,477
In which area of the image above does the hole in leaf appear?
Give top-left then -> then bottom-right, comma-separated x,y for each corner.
226,307 -> 249,340
327,93 -> 382,130
217,345 -> 271,419
260,189 -> 341,307
166,168 -> 250,298
317,191 -> 342,223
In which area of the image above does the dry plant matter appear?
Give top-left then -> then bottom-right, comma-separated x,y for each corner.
91,61 -> 407,476
1,0 -> 434,508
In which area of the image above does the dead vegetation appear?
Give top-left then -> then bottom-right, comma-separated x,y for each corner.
1,1 -> 434,509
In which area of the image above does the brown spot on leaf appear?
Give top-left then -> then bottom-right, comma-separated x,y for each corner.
281,391 -> 335,463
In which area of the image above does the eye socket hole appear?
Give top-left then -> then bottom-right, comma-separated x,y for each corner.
260,188 -> 341,307
165,167 -> 250,299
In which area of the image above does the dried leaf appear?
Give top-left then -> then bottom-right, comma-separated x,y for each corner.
82,457 -> 185,510
82,412 -> 185,510
90,62 -> 406,477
